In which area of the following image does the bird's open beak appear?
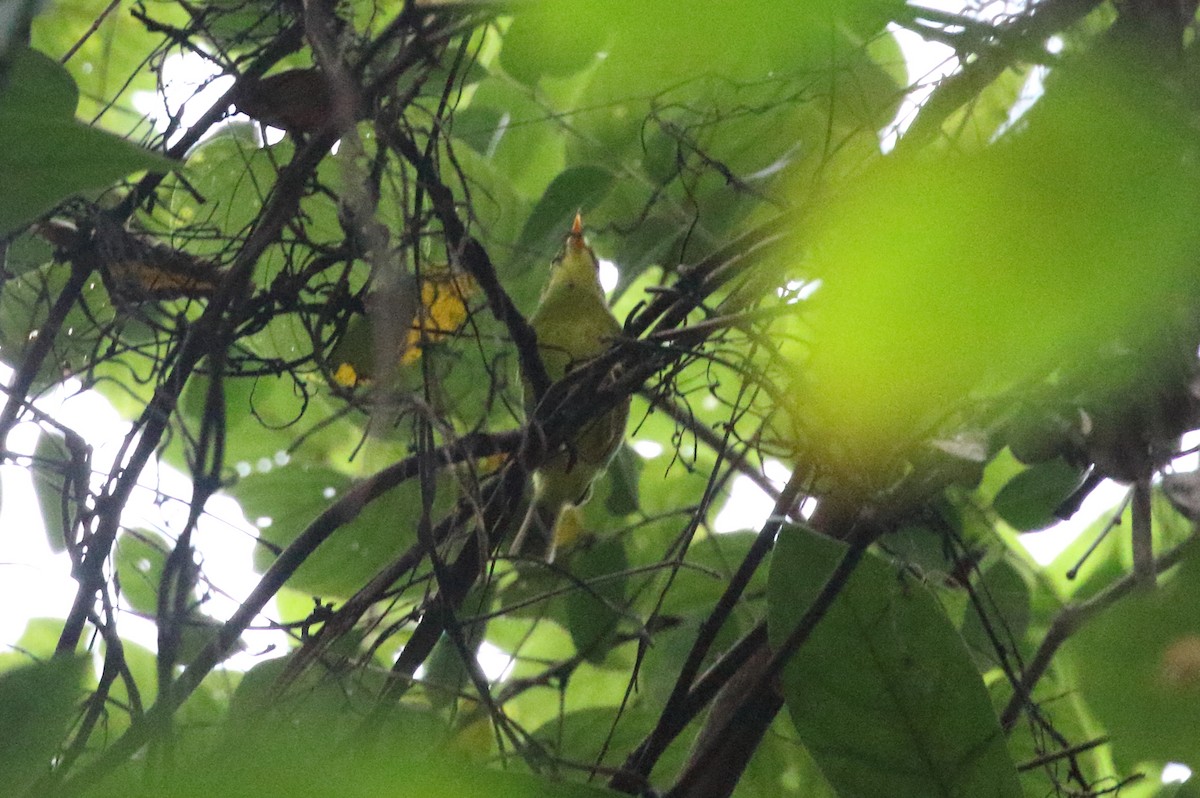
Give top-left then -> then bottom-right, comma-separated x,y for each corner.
567,212 -> 587,253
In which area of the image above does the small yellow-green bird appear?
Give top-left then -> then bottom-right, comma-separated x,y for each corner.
512,214 -> 629,559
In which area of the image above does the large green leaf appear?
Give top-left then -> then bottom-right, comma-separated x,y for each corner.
0,46 -> 174,235
1069,546 -> 1200,770
0,657 -> 86,796
463,78 -> 566,201
0,110 -> 174,234
789,57 -> 1200,478
91,700 -> 624,798
1,46 -> 77,118
514,165 -> 615,268
767,526 -> 1022,798
499,6 -> 603,85
229,464 -> 435,598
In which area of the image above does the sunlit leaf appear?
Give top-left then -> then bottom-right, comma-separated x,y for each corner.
786,60 -> 1200,479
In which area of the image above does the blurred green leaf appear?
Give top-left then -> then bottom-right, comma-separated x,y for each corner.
32,0 -> 185,123
1,46 -> 78,118
0,657 -> 86,796
0,619 -> 66,674
768,526 -> 1022,798
92,701 -> 625,798
32,430 -> 70,553
0,112 -> 174,235
937,67 -> 1030,150
448,105 -> 505,154
465,78 -> 565,200
1069,546 -> 1200,770
500,7 -> 603,85
789,60 -> 1200,479
0,46 -> 174,234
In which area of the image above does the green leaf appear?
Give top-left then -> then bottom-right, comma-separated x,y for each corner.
32,430 -> 70,553
0,619 -> 66,674
115,529 -> 170,616
0,261 -> 111,393
167,373 -> 357,473
423,624 -> 489,710
739,721 -> 841,798
514,165 -> 615,268
0,657 -> 86,796
198,0 -> 290,52
531,706 -> 658,775
1,46 -> 78,118
938,67 -> 1030,150
0,46 -> 172,234
463,78 -> 565,200
961,556 -> 1032,669
655,531 -> 769,637
0,112 -> 175,235
565,535 -> 628,662
3,228 -> 54,277
992,458 -> 1088,532
767,526 -> 1022,798
500,7 -> 603,85
601,444 -> 642,517
449,105 -> 505,154
96,692 -> 625,798
229,465 -> 430,598
1069,545 -> 1200,770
